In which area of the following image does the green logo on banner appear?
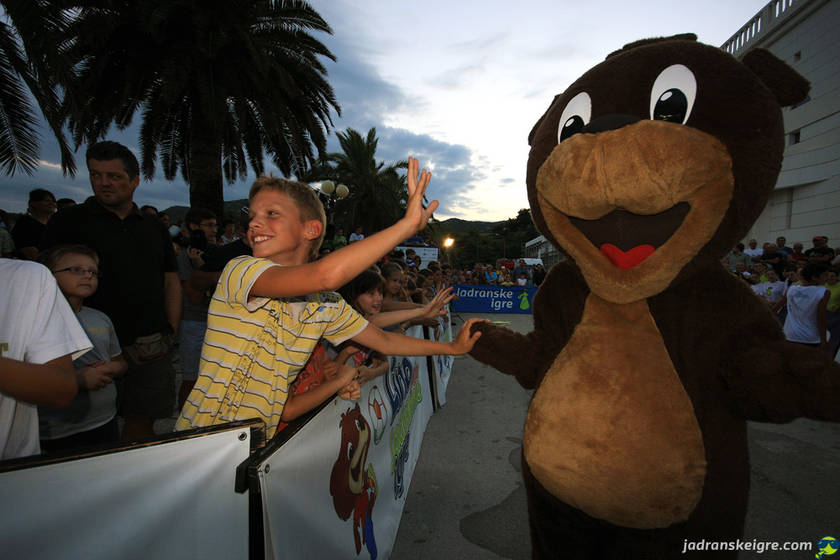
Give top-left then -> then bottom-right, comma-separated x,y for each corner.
518,291 -> 530,310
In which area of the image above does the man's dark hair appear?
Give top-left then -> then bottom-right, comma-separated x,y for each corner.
86,141 -> 140,179
185,207 -> 217,227
29,188 -> 55,203
140,205 -> 158,215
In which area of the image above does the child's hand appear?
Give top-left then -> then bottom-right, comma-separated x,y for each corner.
421,287 -> 454,320
186,247 -> 205,268
450,318 -> 487,354
80,364 -> 114,390
403,157 -> 438,233
336,364 -> 360,386
322,360 -> 339,380
338,380 -> 361,401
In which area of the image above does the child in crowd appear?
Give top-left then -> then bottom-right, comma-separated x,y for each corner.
338,269 -> 455,371
175,158 -> 484,438
381,262 -> 411,304
36,245 -> 127,452
517,272 -> 529,286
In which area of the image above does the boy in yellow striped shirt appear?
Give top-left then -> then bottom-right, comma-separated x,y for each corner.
175,158 -> 484,438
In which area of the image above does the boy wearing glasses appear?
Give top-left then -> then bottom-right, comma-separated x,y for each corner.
37,245 -> 127,451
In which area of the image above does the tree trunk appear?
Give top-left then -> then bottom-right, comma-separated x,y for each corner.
188,113 -> 224,219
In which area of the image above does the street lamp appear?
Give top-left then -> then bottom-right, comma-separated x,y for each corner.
314,180 -> 350,227
443,236 -> 454,266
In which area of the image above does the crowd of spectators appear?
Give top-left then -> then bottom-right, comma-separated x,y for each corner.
3,147 -> 838,462
724,236 -> 839,358
449,259 -> 547,288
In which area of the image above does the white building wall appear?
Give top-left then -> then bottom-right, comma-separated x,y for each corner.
724,0 -> 840,250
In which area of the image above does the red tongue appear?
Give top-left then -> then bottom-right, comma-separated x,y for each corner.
600,244 -> 655,269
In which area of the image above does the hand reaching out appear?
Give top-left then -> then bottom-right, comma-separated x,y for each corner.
450,318 -> 488,354
421,287 -> 455,321
403,157 -> 438,233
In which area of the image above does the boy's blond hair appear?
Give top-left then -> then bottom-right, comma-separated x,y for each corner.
249,175 -> 327,259
37,244 -> 100,270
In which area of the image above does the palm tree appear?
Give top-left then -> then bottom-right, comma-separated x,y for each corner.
64,0 -> 339,217
323,127 -> 409,235
0,0 -> 76,176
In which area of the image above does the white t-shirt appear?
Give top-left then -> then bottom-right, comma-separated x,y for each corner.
744,247 -> 763,258
783,284 -> 828,344
0,259 -> 92,459
751,281 -> 787,303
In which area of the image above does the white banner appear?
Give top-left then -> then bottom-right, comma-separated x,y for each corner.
427,311 -> 454,409
258,325 -> 435,560
0,424 -> 253,560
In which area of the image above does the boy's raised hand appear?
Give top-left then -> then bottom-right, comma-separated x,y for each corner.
403,157 -> 438,232
450,318 -> 487,354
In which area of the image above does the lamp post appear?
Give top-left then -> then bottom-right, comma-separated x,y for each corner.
316,180 -> 350,227
443,236 -> 454,266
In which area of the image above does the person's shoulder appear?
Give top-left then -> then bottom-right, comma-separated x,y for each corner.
0,257 -> 49,278
0,259 -> 56,297
221,254 -> 276,278
79,305 -> 115,326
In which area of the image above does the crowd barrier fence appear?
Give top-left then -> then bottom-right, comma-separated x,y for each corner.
0,315 -> 455,560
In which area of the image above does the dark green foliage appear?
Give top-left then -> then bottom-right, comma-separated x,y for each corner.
299,127 -> 409,235
63,0 -> 339,217
0,0 -> 76,176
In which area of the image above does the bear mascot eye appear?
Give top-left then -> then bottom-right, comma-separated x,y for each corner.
557,91 -> 592,142
650,64 -> 697,124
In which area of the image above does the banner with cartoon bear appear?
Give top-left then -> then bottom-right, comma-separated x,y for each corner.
450,283 -> 536,314
256,325 -> 435,559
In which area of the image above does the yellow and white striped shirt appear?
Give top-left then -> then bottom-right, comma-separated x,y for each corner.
175,256 -> 368,438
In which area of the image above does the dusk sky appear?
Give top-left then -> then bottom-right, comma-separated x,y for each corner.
0,0 -> 769,221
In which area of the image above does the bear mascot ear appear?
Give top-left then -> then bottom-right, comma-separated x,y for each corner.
741,48 -> 810,107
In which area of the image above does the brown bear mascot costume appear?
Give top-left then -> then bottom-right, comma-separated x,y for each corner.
468,34 -> 840,559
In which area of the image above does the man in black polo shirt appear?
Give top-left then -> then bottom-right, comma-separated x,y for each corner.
41,141 -> 181,441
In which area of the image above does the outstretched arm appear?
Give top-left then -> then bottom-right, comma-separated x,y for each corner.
469,262 -> 589,389
350,317 -> 485,357
653,266 -> 840,423
722,336 -> 840,422
370,287 -> 454,328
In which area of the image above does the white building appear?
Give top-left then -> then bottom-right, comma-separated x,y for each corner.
524,235 -> 566,268
723,0 -> 840,251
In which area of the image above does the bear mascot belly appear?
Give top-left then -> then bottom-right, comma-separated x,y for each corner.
468,34 -> 840,559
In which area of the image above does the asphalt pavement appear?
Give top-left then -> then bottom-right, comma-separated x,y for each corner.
391,312 -> 840,560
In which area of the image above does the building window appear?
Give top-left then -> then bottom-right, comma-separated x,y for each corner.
789,130 -> 801,145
